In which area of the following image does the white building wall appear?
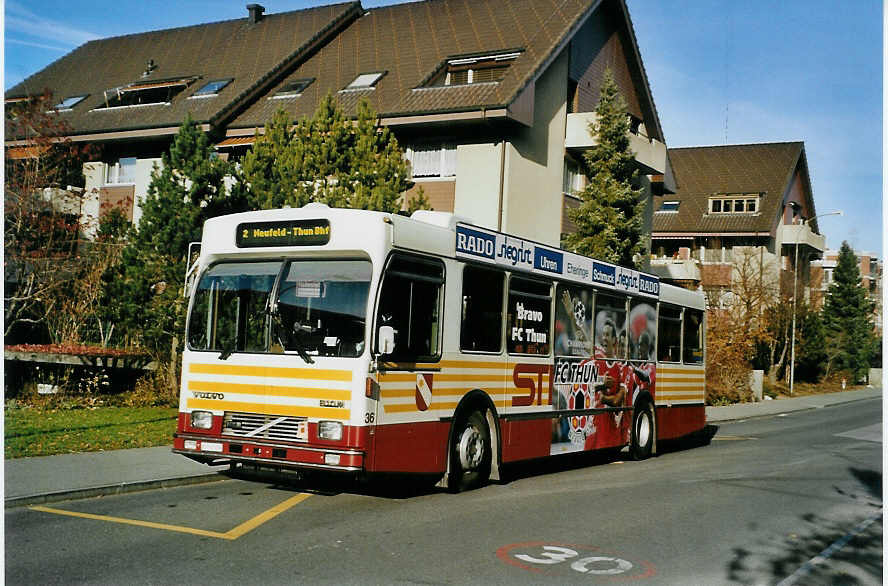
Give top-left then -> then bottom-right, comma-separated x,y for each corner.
452,142 -> 504,229
500,49 -> 568,246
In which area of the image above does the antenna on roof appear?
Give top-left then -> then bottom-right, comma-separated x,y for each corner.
247,3 -> 265,23
143,59 -> 156,78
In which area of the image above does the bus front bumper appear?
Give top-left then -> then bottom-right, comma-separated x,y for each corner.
173,434 -> 365,472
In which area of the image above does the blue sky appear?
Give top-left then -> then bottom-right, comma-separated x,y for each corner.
4,0 -> 883,255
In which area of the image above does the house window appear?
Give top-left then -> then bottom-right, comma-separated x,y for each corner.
96,77 -> 196,109
709,193 -> 760,214
55,95 -> 88,110
429,51 -> 521,87
342,72 -> 385,91
191,79 -> 232,98
105,157 -> 137,184
272,78 -> 314,99
563,160 -> 584,196
406,144 -> 457,178
658,200 -> 680,212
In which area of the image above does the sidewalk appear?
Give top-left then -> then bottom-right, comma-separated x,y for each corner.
5,387 -> 882,508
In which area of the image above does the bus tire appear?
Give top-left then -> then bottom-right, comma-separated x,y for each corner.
630,401 -> 655,461
448,410 -> 491,492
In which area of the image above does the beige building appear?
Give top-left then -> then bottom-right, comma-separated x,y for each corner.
6,0 -> 671,249
649,142 -> 826,307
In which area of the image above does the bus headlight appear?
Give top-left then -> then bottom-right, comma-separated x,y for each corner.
190,410 -> 214,429
318,421 -> 343,441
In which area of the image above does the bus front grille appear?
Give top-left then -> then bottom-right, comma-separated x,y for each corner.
222,412 -> 308,442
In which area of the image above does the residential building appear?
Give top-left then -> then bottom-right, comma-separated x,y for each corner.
811,249 -> 882,332
649,142 -> 825,307
5,0 -> 671,249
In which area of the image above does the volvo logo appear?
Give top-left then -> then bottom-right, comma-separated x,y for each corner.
192,391 -> 224,400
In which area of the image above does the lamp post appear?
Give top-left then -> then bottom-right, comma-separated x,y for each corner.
789,210 -> 843,395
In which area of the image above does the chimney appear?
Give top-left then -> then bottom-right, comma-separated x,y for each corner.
247,4 -> 265,23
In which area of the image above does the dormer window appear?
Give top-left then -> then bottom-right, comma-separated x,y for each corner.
341,72 -> 385,92
272,78 -> 314,99
429,51 -> 521,87
709,193 -> 761,214
95,76 -> 197,109
190,79 -> 232,98
54,95 -> 88,110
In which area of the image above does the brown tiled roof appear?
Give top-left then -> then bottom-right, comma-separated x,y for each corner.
230,0 -> 599,127
652,142 -> 807,235
5,2 -> 360,139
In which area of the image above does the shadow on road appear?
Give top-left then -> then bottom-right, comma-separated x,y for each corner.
218,426 -> 720,498
727,466 -> 883,585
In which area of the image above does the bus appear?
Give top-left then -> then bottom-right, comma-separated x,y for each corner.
173,204 -> 706,491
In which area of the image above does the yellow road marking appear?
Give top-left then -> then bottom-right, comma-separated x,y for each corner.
29,493 -> 311,540
713,435 -> 757,441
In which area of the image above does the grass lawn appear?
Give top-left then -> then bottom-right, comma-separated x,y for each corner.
5,405 -> 178,459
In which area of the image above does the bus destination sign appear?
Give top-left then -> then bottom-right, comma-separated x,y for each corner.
236,219 -> 331,248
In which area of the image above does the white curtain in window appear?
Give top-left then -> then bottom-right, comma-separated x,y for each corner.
409,145 -> 456,178
117,157 -> 137,183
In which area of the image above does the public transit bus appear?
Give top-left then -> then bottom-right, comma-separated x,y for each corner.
173,204 -> 706,491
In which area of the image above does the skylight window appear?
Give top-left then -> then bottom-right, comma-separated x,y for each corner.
658,201 -> 680,212
54,95 -> 88,110
190,79 -> 232,98
342,72 -> 385,91
272,78 -> 314,99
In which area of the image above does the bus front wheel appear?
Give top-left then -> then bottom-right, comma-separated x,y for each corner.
448,410 -> 491,492
630,401 -> 655,460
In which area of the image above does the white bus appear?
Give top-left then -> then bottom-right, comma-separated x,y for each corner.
174,204 -> 706,490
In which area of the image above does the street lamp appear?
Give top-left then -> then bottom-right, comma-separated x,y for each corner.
789,209 -> 843,395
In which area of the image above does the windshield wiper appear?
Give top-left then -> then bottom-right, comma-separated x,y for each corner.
266,307 -> 315,364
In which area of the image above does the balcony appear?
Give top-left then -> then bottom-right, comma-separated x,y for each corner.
779,223 -> 826,255
565,112 -> 667,175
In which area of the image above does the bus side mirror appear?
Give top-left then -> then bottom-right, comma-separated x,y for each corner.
378,326 -> 396,355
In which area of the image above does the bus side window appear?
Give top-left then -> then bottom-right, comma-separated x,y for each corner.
376,254 -> 444,361
507,276 -> 551,355
461,265 -> 504,353
595,293 -> 628,360
683,309 -> 704,364
629,299 -> 657,361
657,305 -> 682,363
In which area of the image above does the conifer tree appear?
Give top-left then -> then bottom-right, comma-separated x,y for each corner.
104,114 -> 243,355
563,68 -> 644,269
240,96 -> 426,213
821,241 -> 876,381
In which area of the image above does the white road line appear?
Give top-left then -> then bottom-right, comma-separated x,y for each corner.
775,512 -> 882,586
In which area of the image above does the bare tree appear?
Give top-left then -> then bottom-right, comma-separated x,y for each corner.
5,91 -> 99,341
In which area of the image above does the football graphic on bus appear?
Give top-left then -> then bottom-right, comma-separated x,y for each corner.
415,373 -> 433,411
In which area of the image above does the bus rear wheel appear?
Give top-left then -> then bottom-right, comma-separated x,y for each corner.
448,410 -> 491,492
630,401 -> 654,460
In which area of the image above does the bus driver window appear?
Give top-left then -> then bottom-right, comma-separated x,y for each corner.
376,254 -> 444,361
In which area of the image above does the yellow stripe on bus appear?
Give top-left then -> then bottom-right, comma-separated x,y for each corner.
187,398 -> 350,420
379,373 -> 514,383
188,363 -> 352,382
188,380 -> 351,401
657,376 -> 706,383
657,367 -> 705,374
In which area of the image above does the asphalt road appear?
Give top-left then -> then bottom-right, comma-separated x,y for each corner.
6,398 -> 882,585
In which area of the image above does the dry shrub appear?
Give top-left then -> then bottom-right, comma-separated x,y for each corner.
124,364 -> 179,407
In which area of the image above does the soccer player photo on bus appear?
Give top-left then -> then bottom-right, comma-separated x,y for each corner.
552,286 -> 659,455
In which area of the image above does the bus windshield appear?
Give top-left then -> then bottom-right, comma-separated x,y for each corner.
187,259 -> 371,358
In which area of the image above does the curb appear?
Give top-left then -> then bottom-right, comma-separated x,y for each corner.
706,392 -> 881,424
5,472 -> 225,509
